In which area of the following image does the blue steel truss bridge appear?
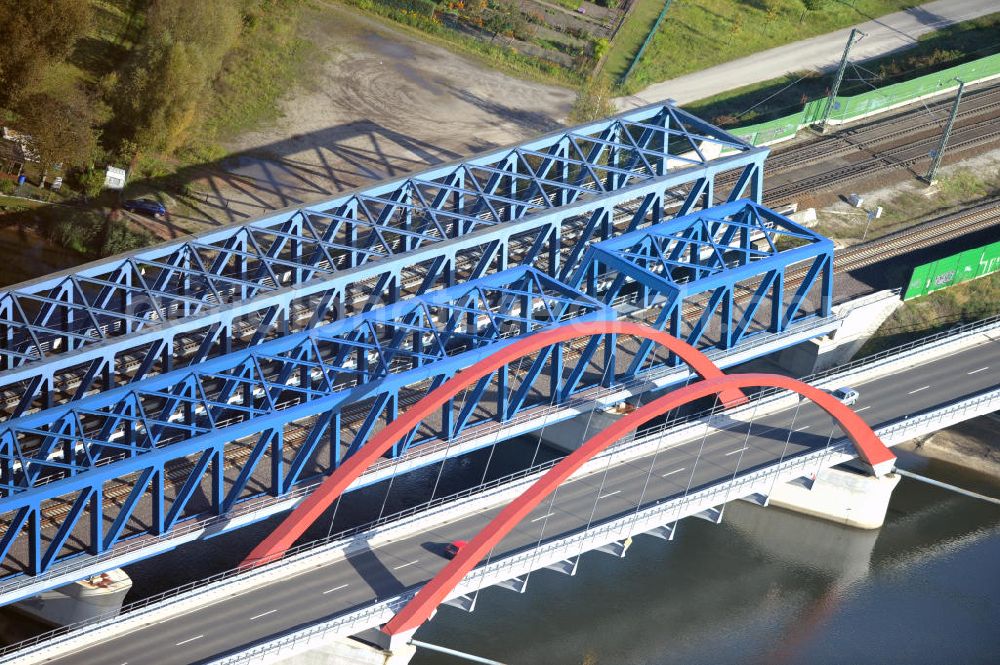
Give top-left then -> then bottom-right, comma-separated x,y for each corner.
0,103 -> 845,607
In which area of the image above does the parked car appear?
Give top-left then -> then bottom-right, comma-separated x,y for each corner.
444,539 -> 467,559
123,198 -> 167,218
830,387 -> 860,406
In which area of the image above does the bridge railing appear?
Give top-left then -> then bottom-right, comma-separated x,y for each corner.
7,378 -> 1000,662
2,306 -> 991,605
208,440 -> 861,665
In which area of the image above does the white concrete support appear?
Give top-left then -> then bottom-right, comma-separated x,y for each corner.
777,290 -> 902,375
13,570 -> 131,627
769,467 -> 901,529
271,635 -> 407,665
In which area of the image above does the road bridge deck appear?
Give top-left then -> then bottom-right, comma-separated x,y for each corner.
6,329 -> 996,665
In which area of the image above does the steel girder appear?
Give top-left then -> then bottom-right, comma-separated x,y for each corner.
571,200 -> 833,377
0,104 -> 766,419
0,267 -> 617,577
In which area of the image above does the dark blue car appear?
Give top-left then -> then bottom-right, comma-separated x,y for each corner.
123,198 -> 167,218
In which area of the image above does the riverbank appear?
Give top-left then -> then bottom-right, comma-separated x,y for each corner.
898,416 -> 1000,479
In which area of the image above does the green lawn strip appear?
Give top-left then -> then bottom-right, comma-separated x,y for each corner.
604,0 -> 663,80
683,12 -> 1000,128
618,0 -> 921,94
0,195 -> 46,212
859,272 -> 1000,355
204,0 -> 315,140
810,166 -> 1000,244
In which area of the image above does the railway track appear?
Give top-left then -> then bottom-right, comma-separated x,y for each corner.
767,123 -> 1000,204
709,81 -> 1000,207
21,197 -> 1000,533
764,83 -> 1000,173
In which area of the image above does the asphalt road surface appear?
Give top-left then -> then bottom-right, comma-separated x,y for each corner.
35,335 -> 1000,664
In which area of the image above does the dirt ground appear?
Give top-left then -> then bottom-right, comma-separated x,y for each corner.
156,2 -> 574,238
898,416 -> 1000,478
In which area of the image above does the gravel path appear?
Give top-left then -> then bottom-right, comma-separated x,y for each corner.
164,2 -> 574,235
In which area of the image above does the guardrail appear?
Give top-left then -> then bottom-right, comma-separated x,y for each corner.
732,53 -> 1000,146
208,440 -> 857,665
3,311 -> 997,660
205,383 -> 1000,664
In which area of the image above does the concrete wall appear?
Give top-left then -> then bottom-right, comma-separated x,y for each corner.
777,290 -> 902,375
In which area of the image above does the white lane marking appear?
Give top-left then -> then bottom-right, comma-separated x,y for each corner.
530,512 -> 556,523
249,609 -> 277,621
967,366 -> 989,375
176,635 -> 204,646
726,446 -> 748,456
855,405 -> 871,413
322,584 -> 349,595
795,425 -> 810,431
393,560 -> 419,570
908,385 -> 930,394
662,467 -> 686,477
599,489 -> 622,499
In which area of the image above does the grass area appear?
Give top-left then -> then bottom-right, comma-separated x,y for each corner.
615,0 -> 920,94
859,272 -> 1000,354
684,12 -> 1000,127
810,163 -> 1000,243
0,195 -> 45,213
604,0 -> 661,80
71,0 -> 144,85
204,0 -> 316,140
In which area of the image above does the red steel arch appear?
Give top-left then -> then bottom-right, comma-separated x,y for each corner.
383,371 -> 894,635
243,320 -> 747,567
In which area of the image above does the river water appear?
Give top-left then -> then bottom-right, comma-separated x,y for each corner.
410,448 -> 1000,665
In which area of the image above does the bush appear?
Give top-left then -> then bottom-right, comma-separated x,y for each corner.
375,0 -> 437,17
593,37 -> 609,61
568,76 -> 616,123
77,167 -> 107,199
100,218 -> 153,256
114,0 -> 242,152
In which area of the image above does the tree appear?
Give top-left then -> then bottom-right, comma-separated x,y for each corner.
0,0 -> 91,107
568,76 -> 617,124
114,0 -> 241,152
16,85 -> 99,174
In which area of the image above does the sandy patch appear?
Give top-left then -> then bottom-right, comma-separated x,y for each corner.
898,416 -> 1000,478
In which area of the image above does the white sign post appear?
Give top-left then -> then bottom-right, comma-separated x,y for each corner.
104,165 -> 126,190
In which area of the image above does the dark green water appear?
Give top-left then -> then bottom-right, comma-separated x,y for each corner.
411,450 -> 1000,665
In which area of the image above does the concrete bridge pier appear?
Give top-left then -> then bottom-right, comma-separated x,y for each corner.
12,569 -> 132,627
767,466 -> 901,529
776,290 -> 902,375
